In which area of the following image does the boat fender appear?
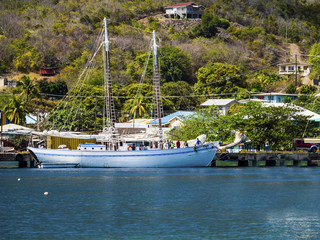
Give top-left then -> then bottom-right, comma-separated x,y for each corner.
194,146 -> 197,152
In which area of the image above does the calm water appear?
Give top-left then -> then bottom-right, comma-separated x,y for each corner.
1,167 -> 320,240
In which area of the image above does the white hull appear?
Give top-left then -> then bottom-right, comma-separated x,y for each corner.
28,144 -> 217,168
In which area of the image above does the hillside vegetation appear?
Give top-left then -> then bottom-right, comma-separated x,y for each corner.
2,0 -> 320,129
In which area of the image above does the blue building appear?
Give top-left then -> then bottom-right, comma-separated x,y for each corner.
251,93 -> 298,103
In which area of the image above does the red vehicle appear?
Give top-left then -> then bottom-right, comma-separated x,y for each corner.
294,139 -> 319,152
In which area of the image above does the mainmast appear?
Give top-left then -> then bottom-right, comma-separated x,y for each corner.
103,18 -> 117,150
152,30 -> 163,148
103,18 -> 116,130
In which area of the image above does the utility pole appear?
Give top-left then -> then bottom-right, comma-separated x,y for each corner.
295,54 -> 298,86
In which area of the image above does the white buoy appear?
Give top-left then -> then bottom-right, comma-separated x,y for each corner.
44,192 -> 49,195
17,178 -> 20,181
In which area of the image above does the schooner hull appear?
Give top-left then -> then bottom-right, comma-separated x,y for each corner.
28,145 -> 217,168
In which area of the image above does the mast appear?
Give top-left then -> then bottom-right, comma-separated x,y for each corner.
103,18 -> 116,129
152,30 -> 163,148
103,18 -> 117,150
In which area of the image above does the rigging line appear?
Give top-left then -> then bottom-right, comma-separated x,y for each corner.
128,39 -> 153,121
45,30 -> 105,129
48,28 -> 105,130
107,19 -> 153,34
30,91 -> 320,100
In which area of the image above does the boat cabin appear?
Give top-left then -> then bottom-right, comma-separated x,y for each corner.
78,143 -> 106,151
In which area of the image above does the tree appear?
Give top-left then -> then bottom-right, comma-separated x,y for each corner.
159,46 -> 192,84
128,94 -> 147,127
170,102 -> 316,150
36,79 -> 68,100
161,81 -> 200,110
134,46 -> 192,84
3,95 -> 28,125
220,102 -> 315,150
285,83 -> 297,94
168,106 -> 222,141
194,62 -> 247,95
299,85 -> 317,95
199,12 -> 218,38
309,43 -> 320,78
17,76 -> 39,103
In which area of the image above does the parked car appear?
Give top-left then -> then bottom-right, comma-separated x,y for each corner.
294,139 -> 319,152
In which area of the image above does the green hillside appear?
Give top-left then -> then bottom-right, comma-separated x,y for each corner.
2,0 -> 320,129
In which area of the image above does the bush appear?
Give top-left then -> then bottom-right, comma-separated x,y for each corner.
285,83 -> 297,94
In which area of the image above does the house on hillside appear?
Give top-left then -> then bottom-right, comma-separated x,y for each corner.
40,67 -> 57,76
201,99 -> 238,115
165,2 -> 205,19
0,76 -> 16,89
251,93 -> 298,103
278,62 -> 312,77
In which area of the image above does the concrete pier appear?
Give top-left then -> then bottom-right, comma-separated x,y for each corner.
0,152 -> 35,168
212,152 -> 320,167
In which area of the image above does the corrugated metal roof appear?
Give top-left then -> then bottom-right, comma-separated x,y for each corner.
277,62 -> 312,66
263,102 -> 320,121
201,99 -> 237,106
165,2 -> 196,8
252,93 -> 298,97
147,111 -> 195,125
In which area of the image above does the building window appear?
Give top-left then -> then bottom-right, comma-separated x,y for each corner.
288,66 -> 295,71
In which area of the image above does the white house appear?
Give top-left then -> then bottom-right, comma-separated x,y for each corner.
201,99 -> 238,115
278,62 -> 312,77
0,76 -> 16,89
165,2 -> 205,19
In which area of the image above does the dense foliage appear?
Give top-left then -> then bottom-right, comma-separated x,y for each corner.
170,102 -> 318,150
2,0 -> 320,136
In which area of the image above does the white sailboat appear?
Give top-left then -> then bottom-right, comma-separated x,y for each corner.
28,18 -> 217,168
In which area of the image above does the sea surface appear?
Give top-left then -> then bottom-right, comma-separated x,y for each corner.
1,167 -> 320,240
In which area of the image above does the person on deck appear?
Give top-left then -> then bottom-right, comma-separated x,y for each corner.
164,140 -> 169,149
132,144 -> 136,151
196,138 -> 202,146
176,140 -> 181,148
265,139 -> 270,151
170,142 -> 175,149
184,141 -> 188,148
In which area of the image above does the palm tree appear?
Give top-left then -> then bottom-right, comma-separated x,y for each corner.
129,95 -> 146,128
3,95 -> 28,125
17,76 -> 39,103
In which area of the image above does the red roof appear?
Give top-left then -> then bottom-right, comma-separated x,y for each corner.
165,2 -> 196,8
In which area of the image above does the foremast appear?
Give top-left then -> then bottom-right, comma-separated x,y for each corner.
103,17 -> 117,149
152,30 -> 163,149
